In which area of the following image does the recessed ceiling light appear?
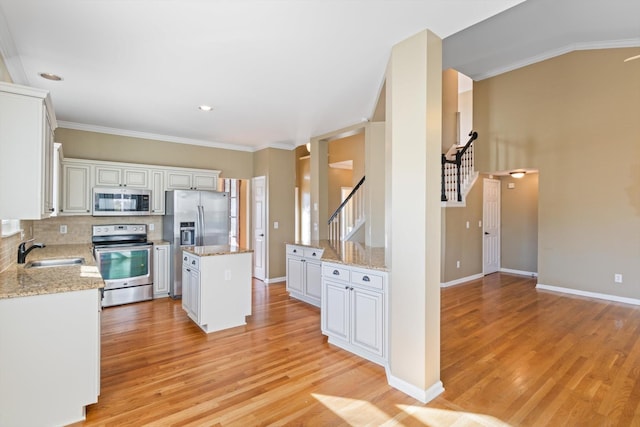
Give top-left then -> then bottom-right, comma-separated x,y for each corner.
198,105 -> 213,111
39,72 -> 63,81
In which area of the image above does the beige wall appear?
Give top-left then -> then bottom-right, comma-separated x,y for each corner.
475,48 -> 640,297
501,173 -> 538,273
442,68 -> 458,151
441,176 -> 485,283
56,128 -> 254,179
387,29 -> 442,399
253,147 -> 295,280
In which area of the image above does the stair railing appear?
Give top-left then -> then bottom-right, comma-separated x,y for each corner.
441,131 -> 478,202
328,176 -> 365,243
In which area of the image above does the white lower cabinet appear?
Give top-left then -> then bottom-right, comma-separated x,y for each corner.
321,262 -> 388,366
181,250 -> 252,333
0,289 -> 101,426
285,244 -> 324,307
153,243 -> 170,297
182,252 -> 201,321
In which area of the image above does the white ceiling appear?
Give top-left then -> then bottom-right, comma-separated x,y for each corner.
1,0 -> 638,152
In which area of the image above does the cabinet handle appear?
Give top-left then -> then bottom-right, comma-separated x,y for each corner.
362,275 -> 370,282
186,268 -> 191,272
350,287 -> 354,291
333,270 -> 340,275
345,286 -> 349,290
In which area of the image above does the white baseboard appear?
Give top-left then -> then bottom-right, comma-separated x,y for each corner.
386,369 -> 444,404
536,283 -> 640,306
263,276 -> 285,285
441,273 -> 483,288
500,268 -> 538,277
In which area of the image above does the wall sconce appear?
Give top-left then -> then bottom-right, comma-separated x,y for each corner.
509,170 -> 526,179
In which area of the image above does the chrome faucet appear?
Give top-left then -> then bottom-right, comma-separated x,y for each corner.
17,239 -> 46,264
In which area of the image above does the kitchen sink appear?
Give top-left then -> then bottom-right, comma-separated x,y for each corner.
25,257 -> 85,268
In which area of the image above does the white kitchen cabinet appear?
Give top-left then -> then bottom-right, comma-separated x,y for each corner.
166,169 -> 220,190
285,244 -> 324,307
150,169 -> 165,214
60,160 -> 93,215
153,243 -> 170,297
181,249 -> 252,333
0,82 -> 57,219
95,164 -> 149,188
0,288 -> 100,426
321,262 -> 388,366
182,252 -> 200,321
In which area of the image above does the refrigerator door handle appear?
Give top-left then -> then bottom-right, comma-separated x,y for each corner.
196,205 -> 204,246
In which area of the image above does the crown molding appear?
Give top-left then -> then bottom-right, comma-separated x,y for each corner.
58,121 -> 261,152
474,38 -> 640,81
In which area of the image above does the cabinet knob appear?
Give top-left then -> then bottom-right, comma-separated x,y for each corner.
192,260 -> 196,265
345,286 -> 349,290
362,276 -> 370,282
333,270 -> 339,275
293,249 -> 297,253
184,256 -> 187,261
312,252 -> 316,256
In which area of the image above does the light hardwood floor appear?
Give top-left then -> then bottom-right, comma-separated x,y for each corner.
71,274 -> 640,426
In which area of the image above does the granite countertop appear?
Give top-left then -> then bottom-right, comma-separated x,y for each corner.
0,244 -> 104,300
151,240 -> 171,246
183,245 -> 253,257
288,240 -> 387,271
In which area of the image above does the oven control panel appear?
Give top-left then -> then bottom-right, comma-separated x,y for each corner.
92,224 -> 147,237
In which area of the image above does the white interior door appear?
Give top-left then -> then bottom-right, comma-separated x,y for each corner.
483,178 -> 501,275
252,176 -> 266,281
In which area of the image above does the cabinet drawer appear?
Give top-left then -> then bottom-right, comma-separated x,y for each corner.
351,271 -> 383,290
323,264 -> 350,282
182,253 -> 199,270
286,245 -> 304,256
304,248 -> 323,259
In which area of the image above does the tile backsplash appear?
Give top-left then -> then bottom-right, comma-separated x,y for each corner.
33,215 -> 164,245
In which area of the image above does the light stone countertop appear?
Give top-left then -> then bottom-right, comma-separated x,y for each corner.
183,245 -> 253,257
0,244 -> 104,299
287,240 -> 387,271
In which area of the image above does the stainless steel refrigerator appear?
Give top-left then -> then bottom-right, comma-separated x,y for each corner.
163,190 -> 230,298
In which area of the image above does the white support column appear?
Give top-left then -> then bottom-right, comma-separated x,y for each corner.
386,29 -> 443,403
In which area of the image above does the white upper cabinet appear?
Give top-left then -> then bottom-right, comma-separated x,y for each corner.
95,165 -> 149,188
166,169 -> 219,191
0,82 -> 57,219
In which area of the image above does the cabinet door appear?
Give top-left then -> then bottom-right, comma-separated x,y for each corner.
42,113 -> 55,216
153,245 -> 170,296
61,163 -> 92,215
322,281 -> 350,341
150,170 -> 165,214
350,287 -> 384,357
305,260 -> 322,301
286,257 -> 304,293
94,166 -> 122,187
192,173 -> 217,190
122,168 -> 149,188
166,171 -> 193,190
188,268 -> 200,322
182,263 -> 193,316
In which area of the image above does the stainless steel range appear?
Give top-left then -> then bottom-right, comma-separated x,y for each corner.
92,224 -> 153,307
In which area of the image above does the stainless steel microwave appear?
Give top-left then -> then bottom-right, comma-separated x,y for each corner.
92,187 -> 151,216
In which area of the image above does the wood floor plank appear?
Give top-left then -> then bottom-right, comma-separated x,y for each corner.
69,274 -> 640,426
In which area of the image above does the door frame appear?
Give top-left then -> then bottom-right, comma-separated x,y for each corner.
252,176 -> 267,281
482,177 -> 501,275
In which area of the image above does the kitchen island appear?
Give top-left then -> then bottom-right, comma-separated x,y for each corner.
181,245 -> 253,333
0,244 -> 103,427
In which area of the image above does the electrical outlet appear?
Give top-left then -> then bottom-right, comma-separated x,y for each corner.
456,260 -> 460,269
614,274 -> 623,283
478,220 -> 482,227
148,223 -> 155,231
274,221 -> 279,229
60,225 -> 67,234
466,221 -> 470,229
